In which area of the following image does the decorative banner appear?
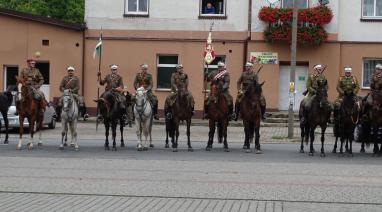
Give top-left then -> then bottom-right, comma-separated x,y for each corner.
204,32 -> 216,65
250,52 -> 278,65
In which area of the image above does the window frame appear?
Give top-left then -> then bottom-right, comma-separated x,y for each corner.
362,58 -> 382,89
124,0 -> 149,17
199,0 -> 227,19
3,65 -> 19,91
362,0 -> 382,19
281,0 -> 309,8
156,54 -> 179,91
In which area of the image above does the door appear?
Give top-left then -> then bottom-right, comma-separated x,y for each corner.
35,62 -> 50,101
3,65 -> 19,90
278,65 -> 308,111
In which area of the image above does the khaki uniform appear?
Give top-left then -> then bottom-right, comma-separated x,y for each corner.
19,67 -> 46,101
58,76 -> 84,107
164,72 -> 195,111
133,72 -> 158,106
366,74 -> 382,105
303,74 -> 330,108
236,71 -> 266,107
206,70 -> 233,107
99,74 -> 126,106
334,75 -> 360,109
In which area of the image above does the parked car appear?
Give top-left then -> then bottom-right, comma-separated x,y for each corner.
0,94 -> 56,129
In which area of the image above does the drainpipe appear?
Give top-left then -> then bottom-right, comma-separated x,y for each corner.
244,0 -> 253,67
81,28 -> 85,96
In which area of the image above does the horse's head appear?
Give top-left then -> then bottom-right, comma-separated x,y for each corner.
15,76 -> 27,101
135,86 -> 147,107
315,82 -> 328,103
341,92 -> 360,120
177,82 -> 188,98
245,81 -> 264,101
62,89 -> 73,112
371,90 -> 382,112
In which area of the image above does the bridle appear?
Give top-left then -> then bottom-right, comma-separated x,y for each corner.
135,90 -> 151,119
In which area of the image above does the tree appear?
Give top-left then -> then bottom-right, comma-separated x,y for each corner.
0,0 -> 84,24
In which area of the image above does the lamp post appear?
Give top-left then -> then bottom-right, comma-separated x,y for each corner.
288,0 -> 298,139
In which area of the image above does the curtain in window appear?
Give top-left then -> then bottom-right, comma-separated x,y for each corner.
363,0 -> 374,16
128,0 -> 138,12
376,0 -> 382,16
139,0 -> 147,12
283,0 -> 308,8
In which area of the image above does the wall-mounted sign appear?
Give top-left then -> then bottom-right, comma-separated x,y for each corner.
250,52 -> 279,65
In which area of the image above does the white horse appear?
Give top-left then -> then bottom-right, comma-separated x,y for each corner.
134,87 -> 153,151
60,89 -> 79,150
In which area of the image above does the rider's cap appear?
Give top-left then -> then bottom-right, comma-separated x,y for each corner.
245,61 -> 254,67
376,64 -> 382,70
314,64 -> 323,70
217,61 -> 225,67
67,66 -> 75,71
176,64 -> 183,69
27,58 -> 35,63
141,64 -> 148,69
110,64 -> 118,70
344,67 -> 352,72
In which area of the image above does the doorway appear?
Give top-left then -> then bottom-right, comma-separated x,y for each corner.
35,62 -> 50,100
3,65 -> 19,90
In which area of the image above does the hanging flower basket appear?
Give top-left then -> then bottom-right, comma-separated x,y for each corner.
258,5 -> 333,45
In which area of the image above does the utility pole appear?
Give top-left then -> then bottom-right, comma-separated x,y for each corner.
288,0 -> 298,139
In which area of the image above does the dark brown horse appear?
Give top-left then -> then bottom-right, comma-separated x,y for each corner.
370,90 -> 382,156
206,84 -> 230,152
166,83 -> 193,152
240,82 -> 264,153
332,93 -> 360,156
15,76 -> 45,150
299,81 -> 331,156
0,86 -> 14,144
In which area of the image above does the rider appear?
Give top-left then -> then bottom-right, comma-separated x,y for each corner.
133,64 -> 159,120
58,66 -> 84,109
164,64 -> 195,119
204,61 -> 235,120
97,64 -> 127,118
363,64 -> 382,120
19,58 -> 47,113
333,67 -> 360,122
234,61 -> 267,121
300,64 -> 330,120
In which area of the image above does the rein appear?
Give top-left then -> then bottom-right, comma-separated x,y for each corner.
135,93 -> 150,119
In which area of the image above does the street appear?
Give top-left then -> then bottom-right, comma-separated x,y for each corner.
0,121 -> 381,212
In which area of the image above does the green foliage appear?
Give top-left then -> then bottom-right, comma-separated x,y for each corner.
0,0 -> 84,24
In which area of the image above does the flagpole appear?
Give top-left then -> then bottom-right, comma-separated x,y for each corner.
96,28 -> 103,131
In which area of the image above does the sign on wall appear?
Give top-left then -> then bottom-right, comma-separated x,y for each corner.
250,52 -> 278,65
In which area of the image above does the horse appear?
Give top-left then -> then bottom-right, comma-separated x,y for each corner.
165,83 -> 193,152
370,90 -> 382,156
96,90 -> 125,151
134,87 -> 153,151
299,82 -> 331,157
332,93 -> 360,156
206,84 -> 230,152
239,82 -> 264,154
59,89 -> 79,150
15,76 -> 45,150
0,86 -> 14,144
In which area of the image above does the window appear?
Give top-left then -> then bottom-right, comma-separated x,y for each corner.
204,56 -> 226,91
125,0 -> 149,15
363,0 -> 382,18
42,39 -> 49,46
157,55 -> 178,90
200,0 -> 226,17
362,59 -> 382,88
3,65 -> 18,90
282,0 -> 308,8
35,62 -> 50,84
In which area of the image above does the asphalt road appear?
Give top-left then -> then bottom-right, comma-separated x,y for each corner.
0,122 -> 381,212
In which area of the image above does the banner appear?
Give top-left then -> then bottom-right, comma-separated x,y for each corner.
250,52 -> 278,65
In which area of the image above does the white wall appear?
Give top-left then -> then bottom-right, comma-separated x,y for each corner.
85,0 -> 249,32
338,0 -> 382,42
252,0 -> 339,34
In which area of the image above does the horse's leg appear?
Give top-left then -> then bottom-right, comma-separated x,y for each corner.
136,120 -> 143,151
60,120 -> 67,150
339,137 -> 344,155
165,119 -> 170,148
16,115 -> 24,150
3,112 -> 9,144
255,126 -> 261,154
218,122 -> 223,144
309,127 -> 315,156
345,138 -> 349,153
186,118 -> 193,152
320,126 -> 326,157
73,120 -> 79,151
348,138 -> 353,157
120,118 -> 125,148
104,120 -> 110,151
360,140 -> 366,153
223,120 -> 229,152
173,119 -> 179,152
148,116 -> 154,148
143,120 -> 150,150
300,122 -> 305,153
28,117 -> 35,150
206,120 -> 215,151
37,114 -> 43,146
112,122 -> 117,151
243,120 -> 249,150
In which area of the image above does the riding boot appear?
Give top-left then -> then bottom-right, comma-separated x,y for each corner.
234,102 -> 240,121
260,105 -> 266,120
153,104 -> 159,120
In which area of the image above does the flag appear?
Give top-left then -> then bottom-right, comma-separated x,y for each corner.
93,36 -> 102,59
203,32 -> 216,65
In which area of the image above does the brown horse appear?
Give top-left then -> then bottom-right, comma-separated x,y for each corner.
240,82 -> 264,153
15,76 -> 45,150
206,84 -> 230,152
299,81 -> 331,157
370,90 -> 382,156
166,83 -> 193,152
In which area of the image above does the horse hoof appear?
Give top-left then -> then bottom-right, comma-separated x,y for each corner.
332,149 -> 336,154
245,149 -> 251,153
16,145 -> 22,150
143,147 -> 148,151
299,149 -> 304,153
150,144 -> 154,148
105,147 -> 110,151
224,148 -> 230,152
75,147 -> 79,151
37,142 -> 42,147
112,147 -> 117,151
3,140 -> 9,144
28,146 -> 34,150
64,143 -> 68,147
243,145 -> 247,149
206,147 -> 211,151
348,153 -> 353,157
70,143 -> 75,147
320,153 -> 326,157
59,146 -> 64,150
165,144 -> 169,148
308,152 -> 314,156
188,148 -> 194,152
172,148 -> 178,152
360,149 -> 365,153
120,143 -> 125,148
